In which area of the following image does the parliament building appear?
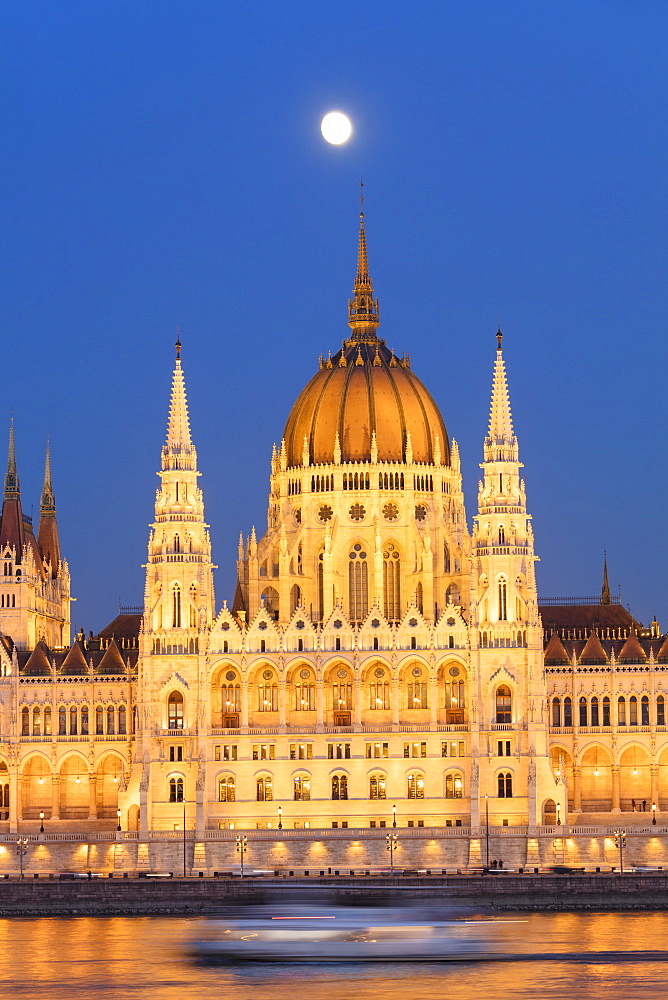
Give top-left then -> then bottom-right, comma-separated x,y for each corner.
0,209 -> 666,873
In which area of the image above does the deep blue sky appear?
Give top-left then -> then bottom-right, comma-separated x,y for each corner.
0,1 -> 666,633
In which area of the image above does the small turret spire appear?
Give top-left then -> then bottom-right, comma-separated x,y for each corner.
348,183 -> 380,342
40,439 -> 55,512
4,416 -> 19,499
162,340 -> 197,472
38,438 -> 61,575
601,551 -> 611,605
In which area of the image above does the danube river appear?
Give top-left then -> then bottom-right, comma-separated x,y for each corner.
2,911 -> 668,1000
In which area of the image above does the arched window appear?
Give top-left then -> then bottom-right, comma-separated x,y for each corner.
295,682 -> 315,712
498,577 -> 507,621
591,696 -> 599,726
96,705 -> 104,735
349,544 -> 368,622
658,695 -> 665,726
81,705 -> 89,735
495,685 -> 511,723
218,776 -> 235,802
189,583 -> 197,628
552,697 -> 561,727
407,773 -> 425,799
173,534 -> 181,553
445,772 -> 463,799
44,706 -> 51,736
408,681 -> 427,710
118,705 -> 126,735
169,776 -> 184,803
168,691 -> 184,730
618,696 -> 626,726
444,541 -> 451,573
629,695 -> 638,726
415,582 -> 424,615
293,775 -> 310,801
446,584 -> 460,605
641,695 -> 650,726
256,776 -> 273,801
383,544 -> 401,622
107,706 -> 116,735
222,684 -> 241,713
370,680 -> 390,710
172,585 -> 181,628
497,771 -> 513,798
602,696 -> 611,727
498,526 -> 505,545
317,551 -> 324,622
32,707 -> 41,736
369,774 -> 386,800
290,584 -> 302,616
445,680 -> 465,719
69,705 -> 78,735
564,697 -> 573,727
21,707 -> 29,736
332,774 -> 348,800
258,683 -> 278,712
332,680 -> 352,710
579,696 -> 587,727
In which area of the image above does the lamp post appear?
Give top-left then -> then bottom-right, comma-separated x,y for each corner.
278,805 -> 282,830
484,795 -> 490,868
39,811 -> 44,834
182,798 -> 187,878
236,835 -> 248,877
392,804 -> 397,828
386,832 -> 398,873
16,837 -> 28,880
556,803 -> 561,826
117,808 -> 122,833
614,830 -> 626,873
652,803 -> 657,826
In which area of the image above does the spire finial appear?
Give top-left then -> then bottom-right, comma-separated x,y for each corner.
175,328 -> 181,361
496,320 -> 503,351
348,183 -> 380,342
601,550 -> 611,605
4,415 -> 19,499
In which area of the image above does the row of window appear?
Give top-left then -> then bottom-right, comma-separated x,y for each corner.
218,680 -> 467,714
21,704 -> 129,737
213,741 -> 467,762
201,771 -> 471,803
551,694 -> 665,728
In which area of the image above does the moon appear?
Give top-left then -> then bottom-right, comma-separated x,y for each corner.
321,111 -> 352,145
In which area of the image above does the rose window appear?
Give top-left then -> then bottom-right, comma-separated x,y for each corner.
382,502 -> 399,521
318,504 -> 333,522
349,503 -> 366,521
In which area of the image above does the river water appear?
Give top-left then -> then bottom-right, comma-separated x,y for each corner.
2,911 -> 668,1000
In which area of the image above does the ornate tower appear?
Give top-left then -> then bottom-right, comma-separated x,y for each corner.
470,331 -> 562,828
0,424 -> 70,649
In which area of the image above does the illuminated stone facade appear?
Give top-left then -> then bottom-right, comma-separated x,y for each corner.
0,212 -> 666,872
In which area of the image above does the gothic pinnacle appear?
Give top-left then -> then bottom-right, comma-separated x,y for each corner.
4,416 -> 19,499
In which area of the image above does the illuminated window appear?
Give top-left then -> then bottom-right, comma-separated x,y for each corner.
256,776 -> 273,801
369,774 -> 386,800
331,775 -> 348,800
445,773 -> 463,799
495,685 -> 511,723
218,776 -> 235,802
293,775 -> 310,801
169,776 -> 184,803
407,773 -> 424,799
168,691 -> 184,730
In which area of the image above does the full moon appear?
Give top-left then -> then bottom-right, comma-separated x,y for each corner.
321,111 -> 352,145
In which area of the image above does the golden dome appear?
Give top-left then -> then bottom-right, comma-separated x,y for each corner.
283,339 -> 449,467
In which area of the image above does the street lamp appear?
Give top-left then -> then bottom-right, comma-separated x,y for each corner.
614,830 -> 626,873
652,803 -> 657,826
236,835 -> 248,877
39,811 -> 44,834
386,832 -> 398,873
392,804 -> 397,828
117,808 -> 122,832
278,806 -> 282,830
16,838 -> 28,880
484,795 -> 490,868
556,803 -> 561,826
182,796 -> 187,878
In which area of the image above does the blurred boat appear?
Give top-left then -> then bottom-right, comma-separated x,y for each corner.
192,906 -> 504,962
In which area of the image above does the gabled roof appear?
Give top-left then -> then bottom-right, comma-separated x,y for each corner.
544,631 -> 571,665
579,631 -> 609,664
618,631 -> 647,663
96,638 -> 126,675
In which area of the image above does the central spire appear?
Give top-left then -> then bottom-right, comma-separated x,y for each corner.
484,327 -> 517,461
347,183 -> 380,342
162,338 -> 197,472
4,417 -> 19,500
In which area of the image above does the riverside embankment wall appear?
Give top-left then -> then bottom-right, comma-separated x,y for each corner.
1,874 -> 668,916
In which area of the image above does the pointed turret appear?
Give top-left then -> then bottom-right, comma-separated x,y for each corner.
37,440 -> 61,576
484,327 -> 518,463
0,417 -> 25,556
601,552 -> 611,605
162,338 -> 197,473
347,187 -> 380,342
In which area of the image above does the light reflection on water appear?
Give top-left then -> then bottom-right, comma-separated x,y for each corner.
1,912 -> 668,1000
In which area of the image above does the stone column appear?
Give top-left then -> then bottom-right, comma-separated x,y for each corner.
50,776 -> 60,821
429,677 -> 438,727
88,774 -> 98,820
278,681 -> 286,728
241,682 -> 249,729
353,678 -> 362,727
392,678 -> 400,725
316,681 -> 324,727
651,766 -> 659,811
572,767 -> 582,812
611,765 -> 621,813
8,769 -> 18,833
